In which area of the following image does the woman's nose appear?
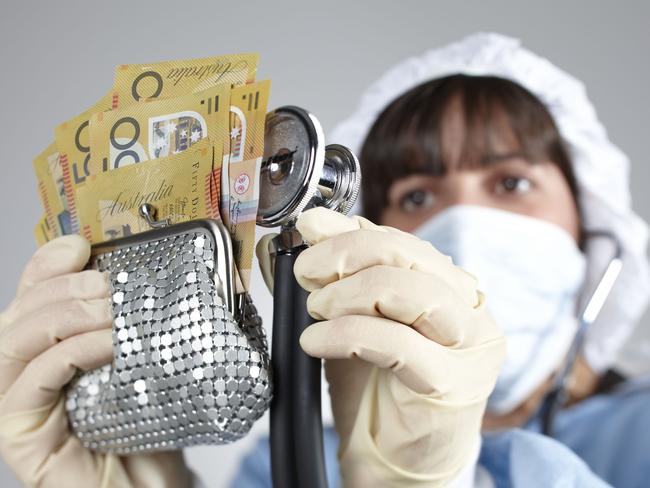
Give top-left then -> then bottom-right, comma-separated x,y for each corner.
441,175 -> 488,208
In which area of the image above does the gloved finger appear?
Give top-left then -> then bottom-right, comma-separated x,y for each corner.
0,298 -> 112,395
296,206 -> 415,245
0,328 -> 112,415
255,233 -> 278,293
306,265 -> 500,348
300,315 -> 505,399
294,226 -> 478,307
16,235 -> 91,297
7,270 -> 109,322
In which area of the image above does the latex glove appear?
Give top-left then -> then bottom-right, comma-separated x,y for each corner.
256,232 -> 276,294
289,207 -> 506,487
0,235 -> 194,488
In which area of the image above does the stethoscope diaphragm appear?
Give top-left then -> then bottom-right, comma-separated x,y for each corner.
257,106 -> 361,227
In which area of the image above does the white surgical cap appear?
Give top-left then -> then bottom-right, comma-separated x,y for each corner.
330,32 -> 650,373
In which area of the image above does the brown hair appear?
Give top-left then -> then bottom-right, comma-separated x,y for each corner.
359,74 -> 581,227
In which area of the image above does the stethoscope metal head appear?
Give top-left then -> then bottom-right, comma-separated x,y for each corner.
257,106 -> 361,227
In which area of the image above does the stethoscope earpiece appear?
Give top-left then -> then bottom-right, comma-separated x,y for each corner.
538,230 -> 623,436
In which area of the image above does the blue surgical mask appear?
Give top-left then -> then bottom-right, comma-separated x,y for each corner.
414,205 -> 587,414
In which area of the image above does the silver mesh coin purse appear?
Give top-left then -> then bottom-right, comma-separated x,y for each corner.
64,218 -> 272,454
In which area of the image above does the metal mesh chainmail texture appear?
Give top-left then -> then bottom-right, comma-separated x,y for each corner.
65,229 -> 272,454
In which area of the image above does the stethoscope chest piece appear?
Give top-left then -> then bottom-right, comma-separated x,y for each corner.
257,106 -> 361,227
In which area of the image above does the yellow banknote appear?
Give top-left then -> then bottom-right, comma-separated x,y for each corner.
40,142 -> 76,235
34,214 -> 56,247
222,79 -> 271,291
55,92 -> 117,232
76,139 -> 220,244
88,84 -> 230,175
112,53 -> 258,107
33,143 -> 66,237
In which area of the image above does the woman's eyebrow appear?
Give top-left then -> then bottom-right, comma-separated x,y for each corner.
481,152 -> 528,164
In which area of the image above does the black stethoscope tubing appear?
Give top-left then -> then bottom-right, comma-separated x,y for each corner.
270,246 -> 328,488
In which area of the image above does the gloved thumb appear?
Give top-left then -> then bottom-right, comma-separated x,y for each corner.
256,233 -> 278,293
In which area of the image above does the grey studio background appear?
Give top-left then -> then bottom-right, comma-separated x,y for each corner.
1,1 -> 649,486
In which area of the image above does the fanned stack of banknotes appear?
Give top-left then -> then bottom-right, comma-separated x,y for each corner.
32,53 -> 270,292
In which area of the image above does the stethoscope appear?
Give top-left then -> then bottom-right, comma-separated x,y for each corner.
256,107 -> 628,481
535,231 -> 624,436
257,106 -> 361,488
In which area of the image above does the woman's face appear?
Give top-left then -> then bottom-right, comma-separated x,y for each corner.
380,99 -> 581,241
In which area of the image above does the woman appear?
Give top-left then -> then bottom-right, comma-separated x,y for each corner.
0,33 -> 647,488
232,33 -> 650,487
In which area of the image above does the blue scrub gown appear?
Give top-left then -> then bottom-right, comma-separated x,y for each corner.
229,378 -> 650,486
525,376 -> 650,488
229,423 -> 611,487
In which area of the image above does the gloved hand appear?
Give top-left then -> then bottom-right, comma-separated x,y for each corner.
0,235 -> 194,488
257,208 -> 506,487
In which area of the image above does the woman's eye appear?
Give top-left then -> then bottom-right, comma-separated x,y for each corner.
495,176 -> 533,195
399,189 -> 436,212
